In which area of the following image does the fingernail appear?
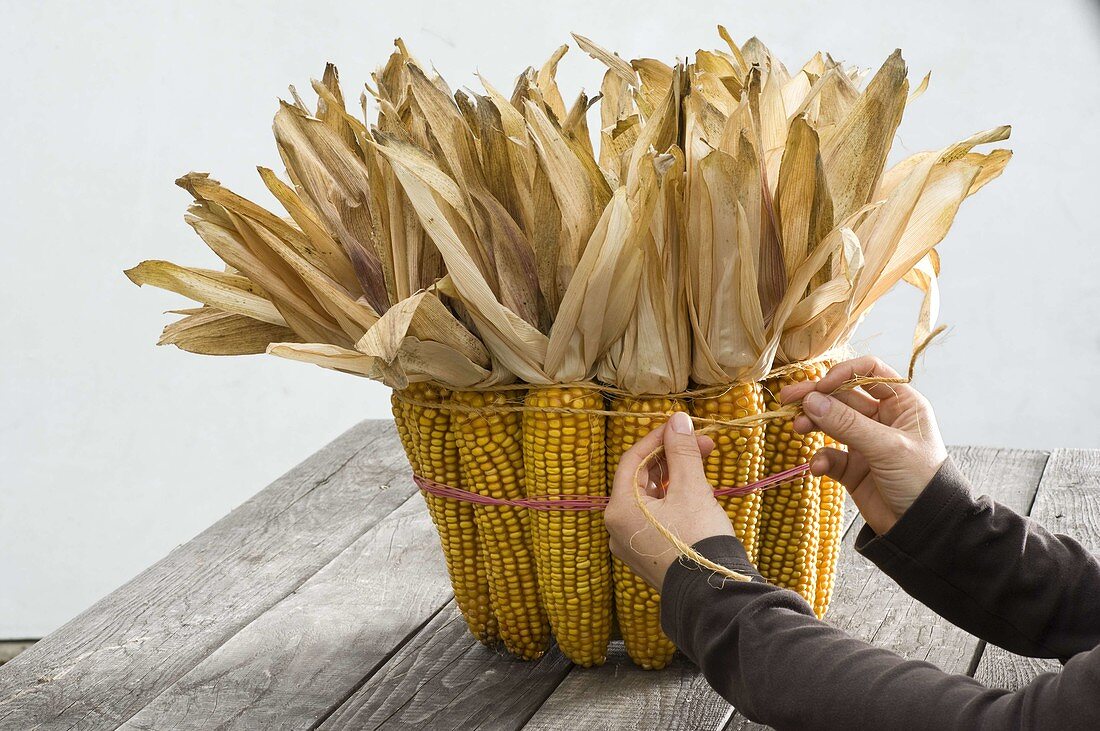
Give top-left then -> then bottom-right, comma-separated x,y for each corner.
804,392 -> 831,418
670,411 -> 694,434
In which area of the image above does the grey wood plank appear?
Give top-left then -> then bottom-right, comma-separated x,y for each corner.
727,446 -> 1049,730
523,645 -> 730,731
523,497 -> 864,731
0,419 -> 416,731
119,492 -> 452,730
973,448 -> 1100,690
319,602 -> 571,731
322,468 -> 858,730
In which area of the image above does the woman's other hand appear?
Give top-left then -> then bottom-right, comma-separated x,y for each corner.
605,411 -> 732,589
781,356 -> 948,535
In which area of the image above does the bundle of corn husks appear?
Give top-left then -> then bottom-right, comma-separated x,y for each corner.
126,29 -> 1010,669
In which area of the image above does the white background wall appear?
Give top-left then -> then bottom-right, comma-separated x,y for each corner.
2,0 -> 1098,638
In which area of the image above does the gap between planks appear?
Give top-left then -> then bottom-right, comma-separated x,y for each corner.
0,420 -> 415,731
116,490 -> 456,730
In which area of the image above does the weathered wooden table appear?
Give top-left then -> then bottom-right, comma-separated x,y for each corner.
1,421 -> 1096,730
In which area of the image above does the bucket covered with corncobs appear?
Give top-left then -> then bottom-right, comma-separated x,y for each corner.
126,28 -> 1010,668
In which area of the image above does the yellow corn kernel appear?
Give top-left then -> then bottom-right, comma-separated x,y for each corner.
523,386 -> 611,667
392,383 -> 497,645
606,396 -> 680,670
758,363 -> 830,604
814,433 -> 845,618
453,389 -> 550,659
691,382 -> 766,563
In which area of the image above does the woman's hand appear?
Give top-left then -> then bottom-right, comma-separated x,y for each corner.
605,411 -> 732,589
781,356 -> 948,535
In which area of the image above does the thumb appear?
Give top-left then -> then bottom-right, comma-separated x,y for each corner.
662,411 -> 710,491
803,391 -> 897,457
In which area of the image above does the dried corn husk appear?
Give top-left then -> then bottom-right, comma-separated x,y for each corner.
127,29 -> 1010,407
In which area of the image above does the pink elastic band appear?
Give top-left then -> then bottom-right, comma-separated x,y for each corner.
413,463 -> 812,512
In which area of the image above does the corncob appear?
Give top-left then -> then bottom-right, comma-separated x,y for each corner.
523,386 -> 611,667
606,396 -> 680,670
452,389 -> 550,659
691,382 -> 766,563
814,434 -> 845,618
757,363 -> 831,604
392,383 -> 497,644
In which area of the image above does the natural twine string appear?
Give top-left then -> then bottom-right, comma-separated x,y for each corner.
390,350 -> 850,431
396,326 -> 944,585
630,325 -> 945,584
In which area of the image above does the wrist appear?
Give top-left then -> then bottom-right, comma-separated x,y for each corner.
894,452 -> 949,524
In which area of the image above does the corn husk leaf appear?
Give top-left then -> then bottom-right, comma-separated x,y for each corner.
354,289 -> 490,370
125,260 -> 287,326
272,102 -> 389,312
158,307 -> 302,355
544,186 -> 645,380
255,166 -> 363,295
631,58 -> 675,118
779,227 -> 864,362
536,45 -> 570,121
266,342 -> 384,378
902,250 -> 940,352
851,126 -> 1011,320
524,99 -> 613,302
375,135 -> 551,383
775,116 -> 833,282
571,32 -> 637,87
822,50 -> 909,223
599,149 -> 689,393
177,174 -> 352,344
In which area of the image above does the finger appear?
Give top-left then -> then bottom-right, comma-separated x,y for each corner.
810,446 -> 870,488
698,434 -> 716,459
643,480 -> 664,499
644,434 -> 712,488
809,447 -> 843,477
780,379 -> 818,404
793,414 -> 814,434
817,356 -> 911,401
802,392 -> 901,458
610,421 -> 669,506
831,388 -> 880,418
794,386 -> 878,434
661,411 -> 710,495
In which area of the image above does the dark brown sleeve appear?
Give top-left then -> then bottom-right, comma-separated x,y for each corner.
661,535 -> 1100,730
856,458 -> 1100,660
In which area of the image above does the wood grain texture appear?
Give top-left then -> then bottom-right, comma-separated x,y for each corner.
320,474 -> 862,730
0,437 -> 1073,731
319,602 -> 571,731
120,492 -> 453,730
727,446 -> 1049,730
523,645 -> 731,731
973,448 -> 1100,690
0,420 -> 414,731
522,499 -> 862,731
